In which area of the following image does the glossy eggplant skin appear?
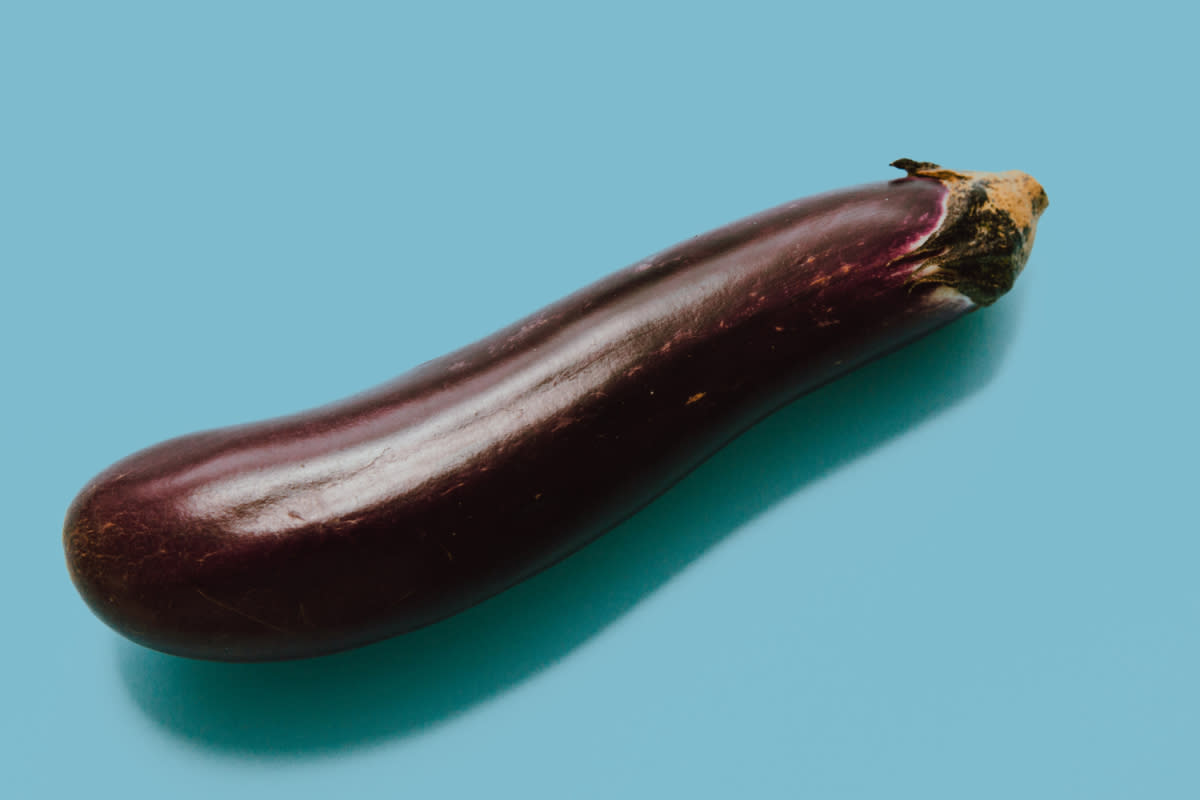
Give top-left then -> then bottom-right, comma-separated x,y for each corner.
65,164 -> 1046,660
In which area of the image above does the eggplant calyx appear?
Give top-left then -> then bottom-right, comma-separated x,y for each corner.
891,159 -> 1048,306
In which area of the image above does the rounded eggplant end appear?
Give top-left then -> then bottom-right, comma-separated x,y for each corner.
62,469 -> 236,660
63,480 -> 140,640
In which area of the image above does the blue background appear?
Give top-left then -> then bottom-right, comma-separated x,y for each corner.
4,2 -> 1196,797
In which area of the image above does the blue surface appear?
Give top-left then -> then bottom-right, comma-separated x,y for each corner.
4,2 -> 1197,797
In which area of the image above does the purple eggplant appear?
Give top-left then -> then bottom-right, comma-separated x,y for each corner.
64,160 -> 1047,661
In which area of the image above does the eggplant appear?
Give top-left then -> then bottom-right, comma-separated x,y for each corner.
64,160 -> 1047,661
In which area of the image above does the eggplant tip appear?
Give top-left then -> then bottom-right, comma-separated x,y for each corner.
891,158 -> 942,175
894,159 -> 1048,305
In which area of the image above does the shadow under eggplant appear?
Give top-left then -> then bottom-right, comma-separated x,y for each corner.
117,286 -> 1025,759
